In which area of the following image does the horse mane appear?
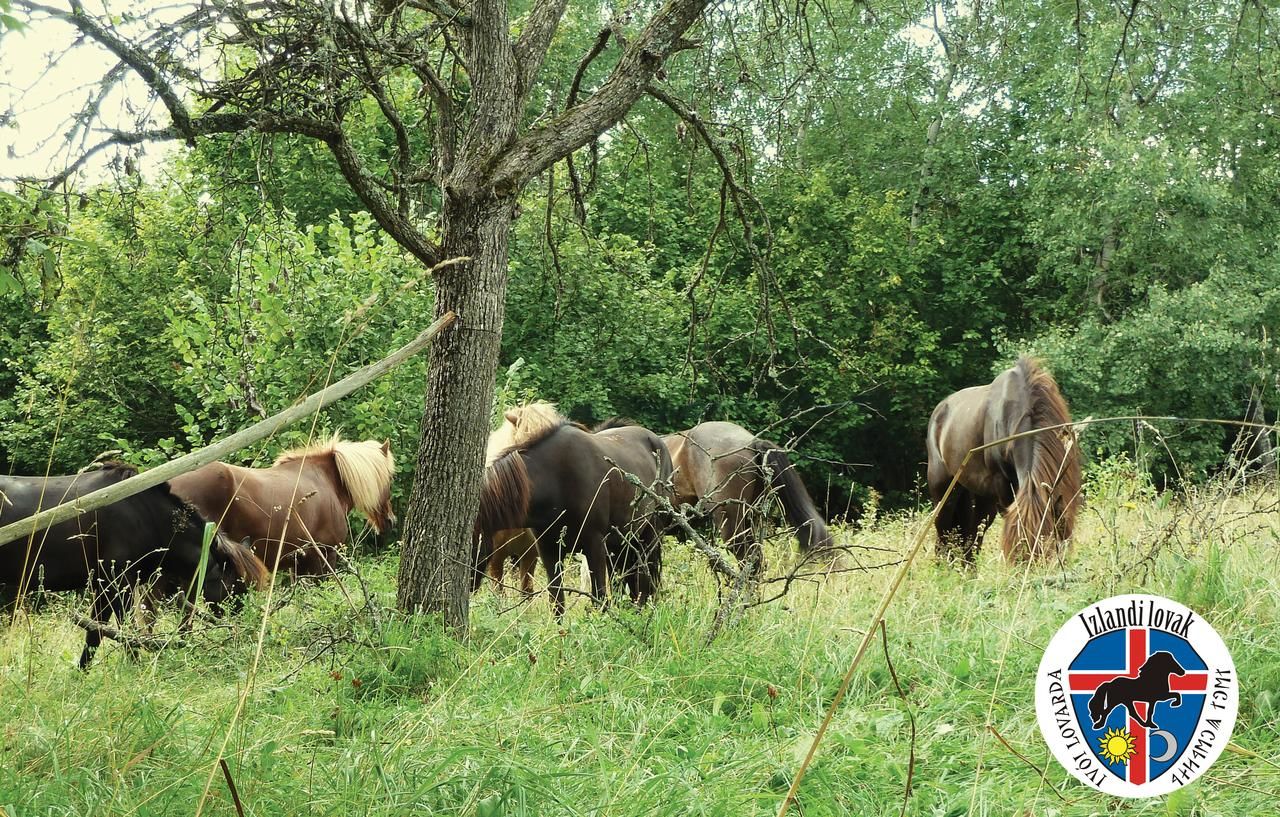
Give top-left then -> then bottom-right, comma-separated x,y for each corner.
477,451 -> 532,536
487,401 -> 571,463
92,460 -> 140,479
1002,356 -> 1083,560
214,534 -> 270,589
594,417 -> 637,431
275,433 -> 395,531
150,477 -> 270,589
1138,651 -> 1182,676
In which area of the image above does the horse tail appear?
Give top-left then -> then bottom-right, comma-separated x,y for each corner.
751,440 -> 833,551
1089,681 -> 1110,725
216,533 -> 270,590
478,452 -> 531,537
1003,357 -> 1083,561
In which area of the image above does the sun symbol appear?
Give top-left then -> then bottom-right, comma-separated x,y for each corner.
1098,727 -> 1137,765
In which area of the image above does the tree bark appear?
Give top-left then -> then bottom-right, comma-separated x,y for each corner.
395,194 -> 514,630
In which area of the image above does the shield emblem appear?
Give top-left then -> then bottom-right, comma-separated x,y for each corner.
1068,627 -> 1208,785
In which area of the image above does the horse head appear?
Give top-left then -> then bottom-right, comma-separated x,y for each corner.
157,491 -> 266,613
1139,651 -> 1186,680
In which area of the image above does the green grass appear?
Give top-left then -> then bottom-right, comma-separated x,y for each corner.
2,480 -> 1278,816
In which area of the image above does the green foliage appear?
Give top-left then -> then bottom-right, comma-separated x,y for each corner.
4,0 -> 1280,504
1024,270 -> 1280,483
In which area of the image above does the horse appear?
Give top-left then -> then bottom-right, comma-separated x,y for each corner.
1087,651 -> 1187,730
485,528 -> 539,596
169,434 -> 395,576
475,406 -> 551,596
925,356 -> 1082,564
0,463 -> 269,667
662,421 -> 833,572
476,402 -> 673,616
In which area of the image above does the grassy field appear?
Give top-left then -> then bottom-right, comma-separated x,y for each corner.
2,471 -> 1278,816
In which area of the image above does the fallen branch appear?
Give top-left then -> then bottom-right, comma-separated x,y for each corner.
72,613 -> 183,652
219,758 -> 247,817
986,725 -> 1073,804
605,458 -> 744,583
881,621 -> 916,817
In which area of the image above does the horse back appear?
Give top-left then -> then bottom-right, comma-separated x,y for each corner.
669,421 -> 759,505
172,460 -> 349,553
0,469 -> 189,592
928,384 -> 1007,495
593,425 -> 672,505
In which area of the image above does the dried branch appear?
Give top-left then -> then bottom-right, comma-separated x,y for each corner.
72,613 -> 184,652
564,27 -> 613,223
514,0 -> 572,101
602,458 -> 744,583
486,0 -> 710,191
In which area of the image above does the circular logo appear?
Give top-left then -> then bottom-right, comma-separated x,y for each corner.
1035,594 -> 1237,797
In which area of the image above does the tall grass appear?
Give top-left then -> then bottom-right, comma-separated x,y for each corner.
2,476 -> 1277,816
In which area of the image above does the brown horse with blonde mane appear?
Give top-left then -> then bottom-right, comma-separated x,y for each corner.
478,405 -> 553,595
926,356 -> 1082,564
170,434 -> 395,576
662,421 -> 833,573
475,402 -> 672,616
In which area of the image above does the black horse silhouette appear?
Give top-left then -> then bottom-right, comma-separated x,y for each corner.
1087,651 -> 1187,730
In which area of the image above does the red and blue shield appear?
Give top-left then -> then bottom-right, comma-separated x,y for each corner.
1067,627 -> 1208,785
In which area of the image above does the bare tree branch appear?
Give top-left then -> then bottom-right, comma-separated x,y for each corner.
513,0 -> 572,102
486,0 -> 709,192
23,0 -> 203,144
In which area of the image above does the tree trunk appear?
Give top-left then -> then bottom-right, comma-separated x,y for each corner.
396,193 -> 515,632
909,57 -> 957,238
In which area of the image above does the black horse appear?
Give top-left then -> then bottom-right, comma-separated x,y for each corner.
0,463 -> 269,667
476,405 -> 673,617
1087,651 -> 1187,730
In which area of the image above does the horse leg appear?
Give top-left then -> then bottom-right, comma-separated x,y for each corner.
538,534 -> 567,618
111,585 -> 139,662
718,505 -> 761,578
79,586 -> 113,670
582,530 -> 611,609
932,485 -> 967,564
1135,706 -> 1158,730
631,528 -> 662,606
962,495 -> 998,566
518,544 -> 537,596
488,548 -> 507,595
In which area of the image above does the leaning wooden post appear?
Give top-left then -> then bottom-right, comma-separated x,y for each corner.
0,312 -> 456,547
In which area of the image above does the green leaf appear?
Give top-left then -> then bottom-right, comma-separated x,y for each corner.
475,794 -> 503,817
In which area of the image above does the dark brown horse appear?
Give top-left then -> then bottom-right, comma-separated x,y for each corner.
926,356 -> 1082,564
0,463 -> 268,667
662,421 -> 833,571
170,434 -> 395,576
476,403 -> 672,616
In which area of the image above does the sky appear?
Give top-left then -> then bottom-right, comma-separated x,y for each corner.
0,4 -> 175,185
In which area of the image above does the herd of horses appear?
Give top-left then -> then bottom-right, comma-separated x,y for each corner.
0,356 -> 1081,665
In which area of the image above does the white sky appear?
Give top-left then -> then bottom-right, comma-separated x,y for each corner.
0,5 -> 175,185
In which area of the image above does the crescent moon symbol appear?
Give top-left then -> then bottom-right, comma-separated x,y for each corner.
1150,730 -> 1178,763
